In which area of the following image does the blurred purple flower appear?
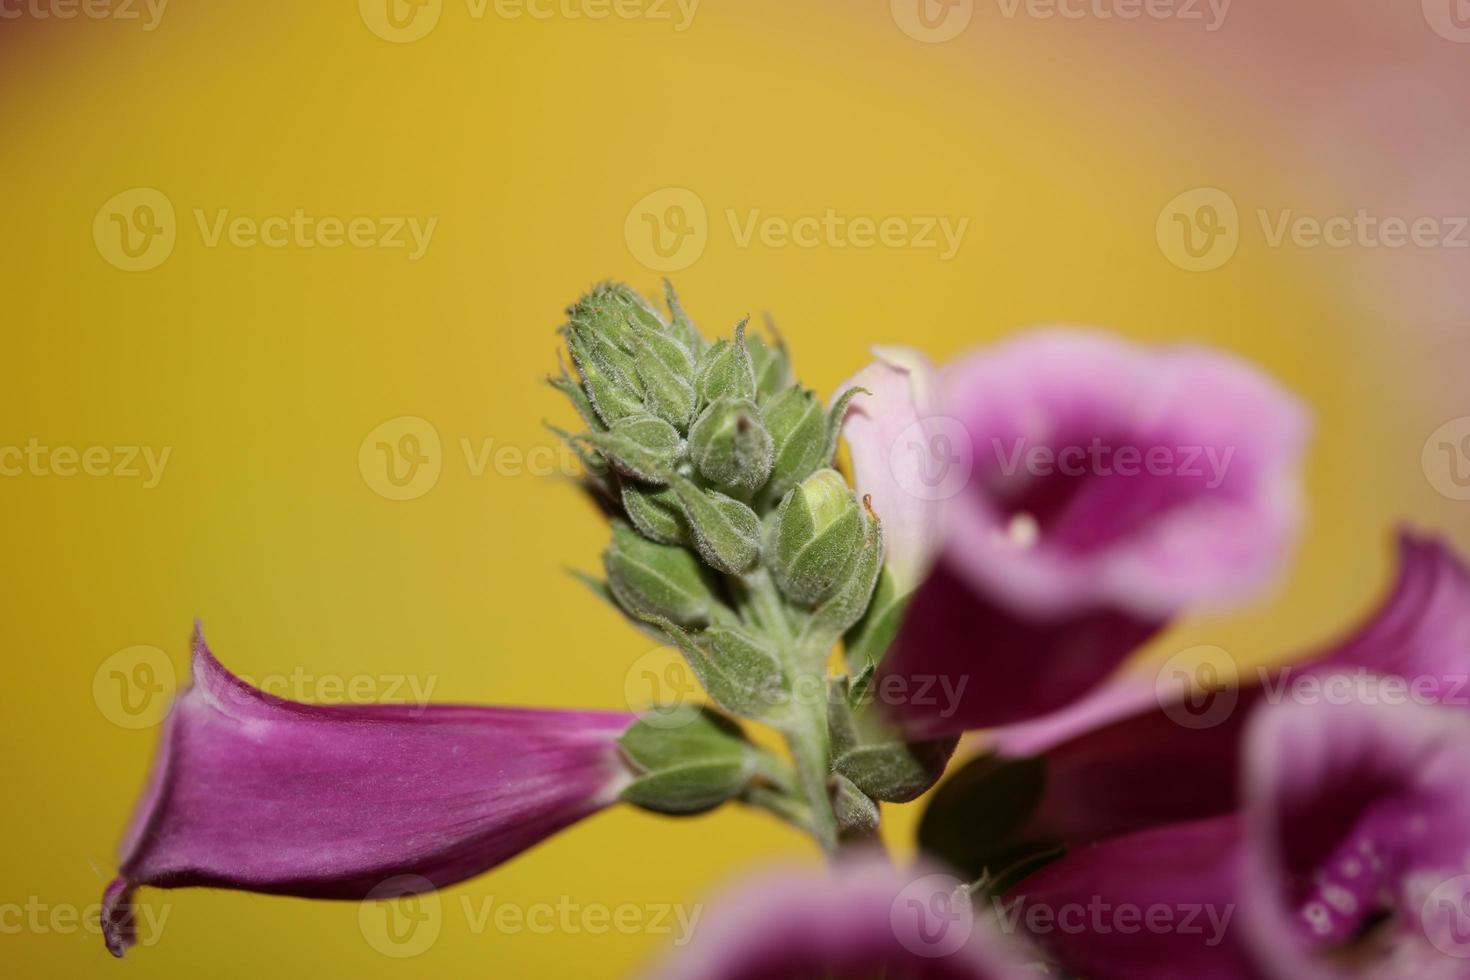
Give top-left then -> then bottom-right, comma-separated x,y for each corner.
1010,697 -> 1470,979
649,854 -> 1036,980
982,531 -> 1470,852
850,329 -> 1309,734
102,625 -> 635,957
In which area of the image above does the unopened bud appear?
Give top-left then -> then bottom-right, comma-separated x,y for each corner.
619,708 -> 758,815
579,414 -> 684,483
761,386 -> 827,504
622,483 -> 689,546
603,523 -> 718,627
688,398 -> 774,496
695,319 -> 757,405
770,469 -> 863,605
669,476 -> 761,574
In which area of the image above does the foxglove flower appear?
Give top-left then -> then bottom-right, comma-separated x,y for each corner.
649,855 -> 1037,980
933,531 -> 1470,859
855,329 -> 1310,734
102,626 -> 637,957
1009,697 -> 1470,979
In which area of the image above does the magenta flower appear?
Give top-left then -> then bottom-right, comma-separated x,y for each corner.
965,531 -> 1470,854
1010,697 -> 1470,979
852,329 -> 1309,734
648,854 -> 1037,980
103,626 -> 635,957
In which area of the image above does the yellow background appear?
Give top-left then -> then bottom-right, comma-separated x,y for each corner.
3,1 -> 1466,976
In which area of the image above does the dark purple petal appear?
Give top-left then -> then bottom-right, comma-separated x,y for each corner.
1007,816 -> 1257,980
103,625 -> 635,957
649,854 -> 1037,980
882,561 -> 1162,735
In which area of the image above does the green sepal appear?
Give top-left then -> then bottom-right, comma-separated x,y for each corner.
688,397 -> 774,496
578,415 -> 684,483
843,567 -> 908,673
824,386 -> 868,464
830,772 -> 881,838
770,469 -> 865,606
669,476 -> 761,574
549,361 -> 605,432
663,279 -> 705,356
655,619 -> 785,721
621,482 -> 689,546
694,319 -> 757,406
544,422 -> 617,501
619,708 -> 758,815
760,386 -> 827,506
603,522 -> 721,628
746,329 -> 791,403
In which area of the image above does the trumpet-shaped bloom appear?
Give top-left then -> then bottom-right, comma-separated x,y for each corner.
972,531 -> 1470,853
1010,697 -> 1470,979
103,626 -> 635,957
855,329 -> 1309,733
649,854 -> 1037,980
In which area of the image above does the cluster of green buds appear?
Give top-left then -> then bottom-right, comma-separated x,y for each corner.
549,281 -> 953,850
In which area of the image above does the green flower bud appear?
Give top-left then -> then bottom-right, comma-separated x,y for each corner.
632,324 -> 697,429
761,386 -> 827,505
564,326 -> 644,425
770,469 -> 864,605
603,523 -> 718,627
621,483 -> 688,546
796,500 -> 885,659
567,282 -> 664,351
701,625 -> 785,718
669,476 -> 761,574
579,414 -> 684,483
746,330 -> 791,403
688,398 -> 774,496
619,708 -> 758,815
694,319 -> 756,405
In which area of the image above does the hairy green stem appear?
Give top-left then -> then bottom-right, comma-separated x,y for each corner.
781,689 -> 838,853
